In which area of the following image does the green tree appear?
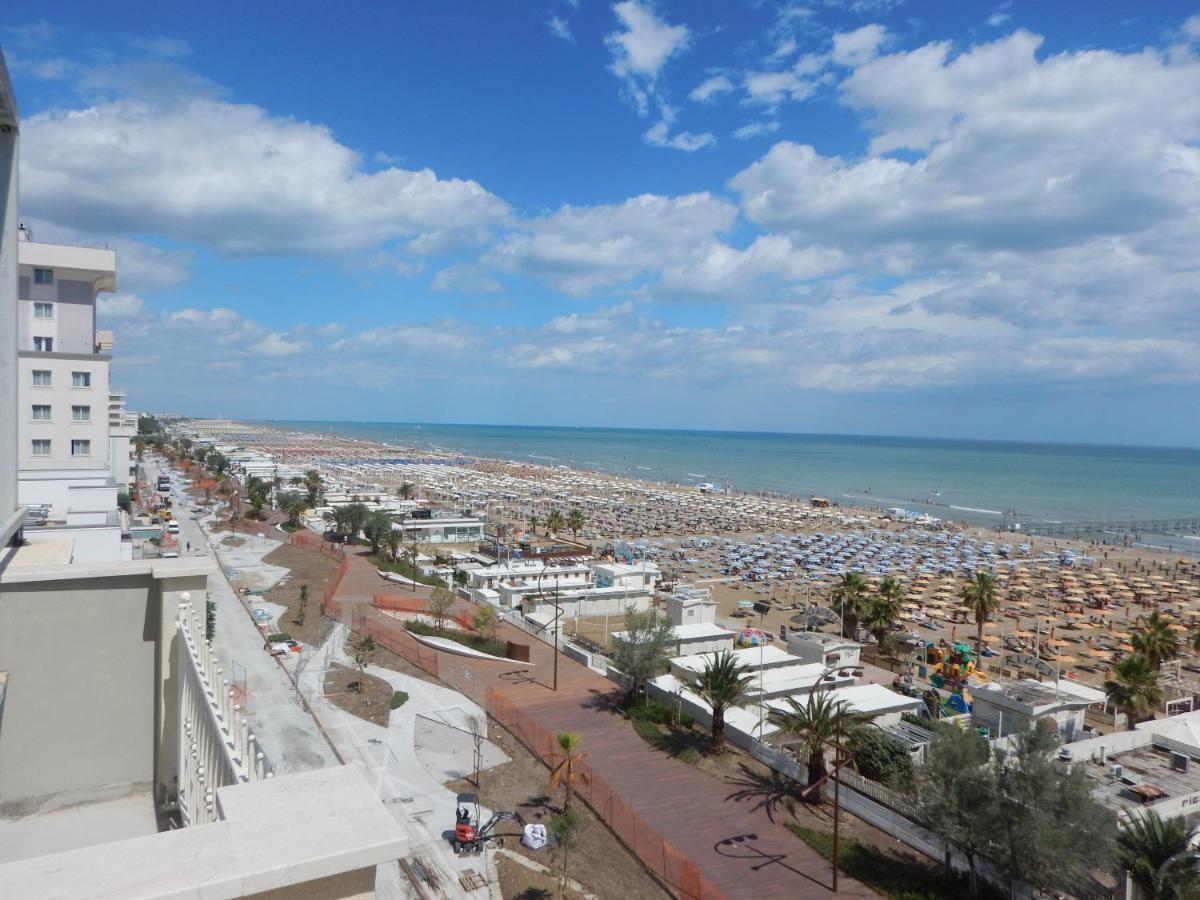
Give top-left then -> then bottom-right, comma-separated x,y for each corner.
611,608 -> 676,705
473,603 -> 498,640
912,724 -> 994,897
352,634 -> 376,690
961,571 -> 1001,666
381,525 -> 402,562
362,510 -> 395,556
137,414 -> 163,435
771,691 -> 873,797
397,481 -> 414,500
830,571 -> 870,640
295,584 -> 309,626
303,469 -> 323,506
694,650 -> 754,753
428,586 -> 455,631
567,507 -> 584,538
279,492 -> 306,528
550,807 -> 584,898
454,569 -> 469,587
1118,809 -> 1200,900
847,726 -> 914,789
528,512 -> 540,535
1105,652 -> 1163,729
864,576 -> 904,648
545,509 -> 565,535
1131,611 -> 1181,669
989,727 -> 1116,898
548,730 -> 587,812
208,451 -> 230,475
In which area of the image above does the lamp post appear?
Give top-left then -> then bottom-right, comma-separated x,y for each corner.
536,557 -> 563,691
753,600 -> 772,740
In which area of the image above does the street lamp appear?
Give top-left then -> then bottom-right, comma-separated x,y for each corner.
536,557 -> 564,691
771,659 -> 864,894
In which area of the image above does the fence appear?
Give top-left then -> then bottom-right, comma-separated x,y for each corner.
487,690 -> 721,900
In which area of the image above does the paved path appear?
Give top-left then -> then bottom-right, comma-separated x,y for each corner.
344,553 -> 876,899
147,459 -> 340,774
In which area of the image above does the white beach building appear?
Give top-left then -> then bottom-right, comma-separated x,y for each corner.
970,677 -> 1108,741
612,585 -> 736,656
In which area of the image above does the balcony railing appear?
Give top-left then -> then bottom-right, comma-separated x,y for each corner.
176,597 -> 272,825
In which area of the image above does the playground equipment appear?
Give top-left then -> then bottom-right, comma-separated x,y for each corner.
924,643 -> 989,713
736,627 -> 770,648
453,793 -> 523,854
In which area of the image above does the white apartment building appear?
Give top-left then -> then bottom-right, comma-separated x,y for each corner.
15,228 -> 129,560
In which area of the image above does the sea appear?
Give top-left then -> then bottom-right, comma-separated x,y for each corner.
256,421 -> 1200,552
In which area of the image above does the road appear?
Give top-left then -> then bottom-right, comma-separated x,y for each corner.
144,456 -> 340,774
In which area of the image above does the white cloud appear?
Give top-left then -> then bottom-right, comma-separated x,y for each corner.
606,1 -> 691,114
987,12 -> 1011,28
431,264 -> 504,293
254,332 -> 308,357
830,24 -> 889,67
643,117 -> 715,151
733,120 -> 780,140
488,192 -> 736,295
743,69 -> 816,105
97,293 -> 145,319
689,74 -> 733,103
547,15 -> 573,43
22,96 -> 511,256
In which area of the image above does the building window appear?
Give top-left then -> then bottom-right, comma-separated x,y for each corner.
32,404 -> 51,421
72,405 -> 91,422
33,301 -> 53,319
72,371 -> 91,388
31,439 -> 51,457
32,370 -> 51,386
34,336 -> 54,352
34,268 -> 54,285
71,439 -> 91,457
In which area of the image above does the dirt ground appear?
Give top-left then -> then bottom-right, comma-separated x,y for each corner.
365,640 -> 447,689
496,851 -> 562,899
448,722 -> 670,900
261,542 -> 339,647
322,662 -> 394,727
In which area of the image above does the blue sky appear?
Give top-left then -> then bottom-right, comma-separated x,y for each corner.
5,1 -> 1200,446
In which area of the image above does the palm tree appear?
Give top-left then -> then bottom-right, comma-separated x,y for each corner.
528,512 -> 540,535
771,691 -> 873,799
694,651 -> 755,753
567,507 -> 584,539
398,481 -> 414,500
1117,809 -> 1199,899
1104,653 -> 1163,730
1132,612 -> 1181,670
830,571 -> 870,640
303,469 -> 323,506
961,572 -> 1000,666
864,576 -> 904,648
548,730 -> 588,812
1192,627 -> 1200,655
545,509 -> 565,535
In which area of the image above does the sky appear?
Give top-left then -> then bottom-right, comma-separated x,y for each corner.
4,1 -> 1200,446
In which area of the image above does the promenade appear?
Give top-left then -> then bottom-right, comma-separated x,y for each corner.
329,550 -> 875,900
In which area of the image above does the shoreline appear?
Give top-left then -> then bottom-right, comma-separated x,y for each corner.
231,418 -> 1198,555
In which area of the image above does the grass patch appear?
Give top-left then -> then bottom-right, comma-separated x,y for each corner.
369,554 -> 447,587
786,824 -> 1002,900
631,718 -> 702,765
390,690 -> 409,709
404,618 -> 509,657
627,697 -> 694,728
266,632 -> 292,643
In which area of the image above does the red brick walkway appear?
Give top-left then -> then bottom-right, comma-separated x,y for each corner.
333,552 -> 876,899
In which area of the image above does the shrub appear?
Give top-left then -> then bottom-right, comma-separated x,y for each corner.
848,726 -> 916,790
404,619 -> 508,658
632,718 -> 661,742
266,632 -> 292,643
390,691 -> 409,709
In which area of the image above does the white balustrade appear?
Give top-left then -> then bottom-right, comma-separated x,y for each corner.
175,596 -> 270,825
